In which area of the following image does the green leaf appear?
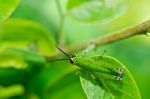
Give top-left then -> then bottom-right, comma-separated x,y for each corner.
0,84 -> 24,98
28,61 -> 76,98
0,50 -> 27,69
0,48 -> 46,69
46,71 -> 86,99
0,0 -> 20,23
0,19 -> 56,56
0,48 -> 46,85
67,0 -> 127,22
79,56 -> 141,99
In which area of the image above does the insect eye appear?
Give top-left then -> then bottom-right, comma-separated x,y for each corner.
70,59 -> 74,64
118,68 -> 124,72
72,54 -> 77,58
116,76 -> 122,81
117,67 -> 124,75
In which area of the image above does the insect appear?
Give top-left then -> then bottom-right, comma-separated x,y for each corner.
49,47 -> 124,81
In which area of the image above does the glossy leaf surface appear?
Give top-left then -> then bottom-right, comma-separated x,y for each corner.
79,56 -> 141,99
0,0 -> 20,22
67,0 -> 128,22
0,19 -> 56,56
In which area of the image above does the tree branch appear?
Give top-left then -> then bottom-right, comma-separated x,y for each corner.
68,19 -> 150,53
46,19 -> 150,61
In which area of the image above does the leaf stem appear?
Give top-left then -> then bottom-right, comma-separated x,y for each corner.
46,19 -> 150,61
56,0 -> 66,46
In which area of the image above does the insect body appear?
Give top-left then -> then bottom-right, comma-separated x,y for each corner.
70,55 -> 124,81
56,47 -> 124,81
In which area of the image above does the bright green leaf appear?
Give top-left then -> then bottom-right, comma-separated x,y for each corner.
0,0 -> 20,23
0,48 -> 46,69
67,0 -> 127,22
79,56 -> 141,99
0,50 -> 27,69
0,84 -> 24,98
0,19 -> 56,56
67,0 -> 87,9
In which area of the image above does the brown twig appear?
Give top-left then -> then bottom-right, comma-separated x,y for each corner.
46,19 -> 150,61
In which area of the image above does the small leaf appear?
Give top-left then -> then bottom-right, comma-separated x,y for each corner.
0,48 -> 46,69
0,49 -> 27,69
0,19 -> 56,56
79,56 -> 141,99
0,48 -> 46,86
0,0 -> 20,22
0,84 -> 24,98
67,0 -> 127,22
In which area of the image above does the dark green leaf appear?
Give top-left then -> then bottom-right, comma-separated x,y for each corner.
0,48 -> 46,85
79,56 -> 141,99
46,71 -> 86,99
67,0 -> 127,22
28,61 -> 76,98
0,19 -> 56,56
0,0 -> 20,22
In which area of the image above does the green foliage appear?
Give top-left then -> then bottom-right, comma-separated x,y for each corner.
0,19 -> 56,56
67,0 -> 127,22
0,48 -> 45,69
25,61 -> 86,99
45,71 -> 86,99
79,56 -> 140,99
0,0 -> 150,99
0,49 -> 27,69
0,84 -> 24,98
0,0 -> 20,22
0,48 -> 46,87
98,38 -> 150,99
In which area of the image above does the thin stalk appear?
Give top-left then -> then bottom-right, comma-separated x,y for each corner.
56,0 -> 66,45
46,19 -> 150,61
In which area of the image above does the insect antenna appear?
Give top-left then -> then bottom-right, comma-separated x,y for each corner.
47,58 -> 70,62
56,47 -> 70,57
47,47 -> 71,63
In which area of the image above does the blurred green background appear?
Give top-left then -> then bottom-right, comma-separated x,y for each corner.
0,0 -> 150,99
